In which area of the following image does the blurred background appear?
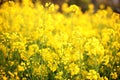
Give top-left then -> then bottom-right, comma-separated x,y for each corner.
0,0 -> 120,13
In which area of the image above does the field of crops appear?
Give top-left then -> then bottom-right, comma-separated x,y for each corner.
0,0 -> 120,80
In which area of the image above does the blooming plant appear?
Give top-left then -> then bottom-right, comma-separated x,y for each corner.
0,1 -> 120,80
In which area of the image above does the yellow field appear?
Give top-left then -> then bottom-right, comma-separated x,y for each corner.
0,1 -> 120,80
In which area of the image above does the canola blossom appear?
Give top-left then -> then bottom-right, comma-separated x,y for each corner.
0,1 -> 120,80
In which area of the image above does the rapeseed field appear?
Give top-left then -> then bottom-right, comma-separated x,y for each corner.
0,0 -> 120,80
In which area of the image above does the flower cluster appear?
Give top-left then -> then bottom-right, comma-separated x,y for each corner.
0,1 -> 120,80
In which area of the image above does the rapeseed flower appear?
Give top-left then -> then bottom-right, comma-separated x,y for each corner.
68,63 -> 80,76
55,71 -> 63,79
110,72 -> 118,79
86,70 -> 100,80
17,65 -> 25,72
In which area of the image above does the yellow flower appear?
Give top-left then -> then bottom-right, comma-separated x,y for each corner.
22,77 -> 27,80
110,72 -> 118,79
47,61 -> 58,72
8,71 -> 14,78
32,65 -> 47,76
102,55 -> 110,65
104,76 -> 108,80
62,3 -> 69,13
84,37 -> 104,56
71,51 -> 83,62
68,63 -> 80,76
88,4 -> 94,13
2,76 -> 7,80
55,71 -> 63,79
28,44 -> 39,56
88,4 -> 94,10
69,5 -> 81,14
99,4 -> 105,9
86,70 -> 100,80
17,65 -> 25,72
117,52 -> 120,57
